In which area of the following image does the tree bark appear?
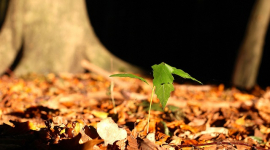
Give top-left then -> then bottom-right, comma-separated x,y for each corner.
0,0 -> 142,75
232,0 -> 270,90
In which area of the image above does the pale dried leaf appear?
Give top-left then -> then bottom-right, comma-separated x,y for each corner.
97,117 -> 127,146
146,133 -> 155,143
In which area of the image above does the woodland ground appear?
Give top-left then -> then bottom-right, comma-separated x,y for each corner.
0,65 -> 270,150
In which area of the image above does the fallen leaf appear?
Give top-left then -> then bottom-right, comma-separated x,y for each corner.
127,135 -> 139,150
82,139 -> 104,150
260,125 -> 270,134
126,128 -> 139,150
97,117 -> 127,146
169,136 -> 183,145
139,138 -> 163,150
53,133 -> 82,150
146,132 -> 155,143
116,139 -> 127,150
92,110 -> 108,119
155,131 -> 170,146
233,93 -> 254,101
84,125 -> 99,139
235,115 -> 246,126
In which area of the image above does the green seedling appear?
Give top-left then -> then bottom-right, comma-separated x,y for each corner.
110,62 -> 202,132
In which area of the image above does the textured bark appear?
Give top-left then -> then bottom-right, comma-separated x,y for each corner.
232,0 -> 270,89
0,0 -> 142,75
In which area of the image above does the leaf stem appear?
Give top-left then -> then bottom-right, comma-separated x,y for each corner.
147,86 -> 155,133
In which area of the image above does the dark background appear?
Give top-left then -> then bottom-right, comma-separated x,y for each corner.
86,0 -> 270,87
0,1 -> 269,87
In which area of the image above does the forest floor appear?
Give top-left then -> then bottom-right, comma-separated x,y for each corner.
0,67 -> 270,149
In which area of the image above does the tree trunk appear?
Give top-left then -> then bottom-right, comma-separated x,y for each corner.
232,0 -> 270,90
0,0 -> 142,75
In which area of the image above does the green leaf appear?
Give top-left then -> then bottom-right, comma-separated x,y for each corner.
155,83 -> 174,108
165,63 -> 202,84
152,62 -> 174,86
109,73 -> 149,85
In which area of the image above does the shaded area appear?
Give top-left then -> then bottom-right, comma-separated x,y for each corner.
8,106 -> 60,120
0,0 -> 8,29
86,1 -> 270,87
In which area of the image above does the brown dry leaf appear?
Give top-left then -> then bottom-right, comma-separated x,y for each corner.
118,110 -> 128,125
55,133 -> 82,149
127,128 -> 139,150
180,124 -> 198,133
260,125 -> 270,134
259,111 -> 270,123
139,138 -> 163,150
160,145 -> 174,150
97,117 -> 127,146
1,73 -> 270,149
233,93 -> 255,101
195,127 -> 229,140
52,116 -> 67,126
182,139 -> 198,145
256,98 -> 270,113
84,125 -> 99,139
155,131 -> 170,146
59,94 -> 83,108
135,119 -> 157,138
188,118 -> 206,126
127,135 -> 139,150
71,121 -> 84,137
198,145 -> 217,150
235,115 -> 246,126
236,144 -> 254,150
92,110 -> 108,119
166,120 -> 185,129
169,136 -> 183,145
116,139 -> 127,150
198,134 -> 216,141
82,139 -> 104,150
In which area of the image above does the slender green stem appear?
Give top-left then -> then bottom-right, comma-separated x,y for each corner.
147,86 -> 155,133
110,81 -> 116,114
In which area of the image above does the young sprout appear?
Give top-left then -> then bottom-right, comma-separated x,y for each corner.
110,62 -> 202,133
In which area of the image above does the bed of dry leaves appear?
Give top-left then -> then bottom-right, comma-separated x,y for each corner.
0,67 -> 270,149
